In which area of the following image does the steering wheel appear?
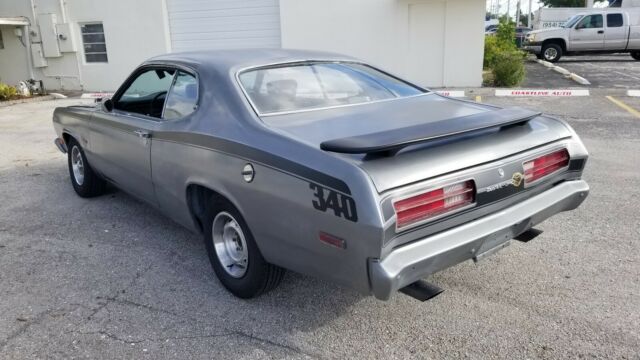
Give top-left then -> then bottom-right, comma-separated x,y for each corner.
149,91 -> 167,116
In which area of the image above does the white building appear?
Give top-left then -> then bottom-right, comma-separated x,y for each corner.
0,0 -> 485,92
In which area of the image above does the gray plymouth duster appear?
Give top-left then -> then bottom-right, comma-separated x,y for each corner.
52,49 -> 589,301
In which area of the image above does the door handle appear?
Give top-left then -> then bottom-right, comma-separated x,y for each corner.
598,30 -> 604,34
133,130 -> 151,138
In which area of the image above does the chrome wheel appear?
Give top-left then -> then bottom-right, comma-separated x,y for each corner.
544,47 -> 558,61
71,146 -> 85,186
212,212 -> 248,278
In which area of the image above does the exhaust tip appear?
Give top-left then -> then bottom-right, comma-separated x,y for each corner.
514,228 -> 543,243
399,280 -> 444,302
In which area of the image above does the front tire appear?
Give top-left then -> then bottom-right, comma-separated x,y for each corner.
67,138 -> 106,198
203,198 -> 285,298
631,51 -> 640,61
541,43 -> 562,62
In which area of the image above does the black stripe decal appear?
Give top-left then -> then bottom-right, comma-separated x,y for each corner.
154,131 -> 352,195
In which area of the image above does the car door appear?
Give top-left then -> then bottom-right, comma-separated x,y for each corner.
90,67 -> 176,204
604,13 -> 628,50
570,14 -> 605,51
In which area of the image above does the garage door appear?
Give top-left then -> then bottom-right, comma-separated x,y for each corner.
166,0 -> 281,52
407,1 -> 446,87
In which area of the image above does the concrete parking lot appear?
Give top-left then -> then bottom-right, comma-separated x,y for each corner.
523,54 -> 640,89
1,96 -> 639,359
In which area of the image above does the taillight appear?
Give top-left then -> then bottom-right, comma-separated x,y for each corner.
523,149 -> 569,185
393,180 -> 475,230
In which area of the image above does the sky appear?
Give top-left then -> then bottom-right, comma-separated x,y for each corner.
486,0 -> 542,17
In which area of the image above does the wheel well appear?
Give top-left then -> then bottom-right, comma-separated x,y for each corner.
186,184 -> 228,234
542,39 -> 566,53
62,132 -> 72,145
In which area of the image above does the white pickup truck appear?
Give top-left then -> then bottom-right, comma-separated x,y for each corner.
523,9 -> 640,62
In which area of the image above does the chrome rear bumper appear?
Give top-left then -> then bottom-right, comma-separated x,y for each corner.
368,180 -> 589,300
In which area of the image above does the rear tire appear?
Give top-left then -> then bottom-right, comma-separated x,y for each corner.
67,138 -> 106,198
631,51 -> 640,61
541,43 -> 562,62
203,197 -> 285,298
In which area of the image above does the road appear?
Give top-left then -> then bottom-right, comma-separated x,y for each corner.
0,96 -> 639,359
523,54 -> 640,89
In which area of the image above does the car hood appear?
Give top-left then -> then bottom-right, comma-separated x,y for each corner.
528,27 -> 566,38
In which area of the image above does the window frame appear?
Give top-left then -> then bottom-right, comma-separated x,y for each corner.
79,22 -> 108,64
606,13 -> 624,28
235,60 -> 429,117
110,63 -> 200,122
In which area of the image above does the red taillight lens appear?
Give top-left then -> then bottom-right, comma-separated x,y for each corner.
393,180 -> 475,230
523,149 -> 569,185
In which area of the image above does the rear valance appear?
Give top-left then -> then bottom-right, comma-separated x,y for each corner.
320,107 -> 541,155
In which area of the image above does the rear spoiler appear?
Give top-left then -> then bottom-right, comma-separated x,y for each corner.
320,107 -> 541,155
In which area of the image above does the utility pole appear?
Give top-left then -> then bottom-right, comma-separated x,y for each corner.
528,0 -> 533,28
516,0 -> 521,26
507,0 -> 511,21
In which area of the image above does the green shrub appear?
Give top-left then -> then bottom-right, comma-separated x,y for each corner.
492,51 -> 526,87
0,83 -> 18,100
483,20 -> 526,87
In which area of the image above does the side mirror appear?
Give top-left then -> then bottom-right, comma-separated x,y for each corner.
103,98 -> 114,112
575,23 -> 584,30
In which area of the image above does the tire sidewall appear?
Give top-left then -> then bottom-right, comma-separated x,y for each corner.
67,139 -> 91,196
632,52 -> 640,61
542,44 -> 561,62
203,200 -> 268,298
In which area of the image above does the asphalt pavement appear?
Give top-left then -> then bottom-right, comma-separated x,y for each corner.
523,53 -> 640,89
0,96 -> 639,359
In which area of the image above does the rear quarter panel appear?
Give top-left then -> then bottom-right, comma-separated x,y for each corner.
150,135 -> 386,294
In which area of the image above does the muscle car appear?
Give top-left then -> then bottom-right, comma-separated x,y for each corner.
52,49 -> 589,301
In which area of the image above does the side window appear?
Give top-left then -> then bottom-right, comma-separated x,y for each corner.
163,71 -> 198,120
114,69 -> 175,118
577,15 -> 603,29
607,14 -> 623,28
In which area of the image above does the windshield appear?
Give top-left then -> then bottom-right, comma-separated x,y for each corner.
238,62 -> 425,115
563,15 -> 583,28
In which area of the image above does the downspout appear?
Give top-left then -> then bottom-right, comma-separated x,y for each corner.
23,22 -> 35,79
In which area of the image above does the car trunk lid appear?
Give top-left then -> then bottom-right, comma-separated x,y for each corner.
262,94 -> 573,193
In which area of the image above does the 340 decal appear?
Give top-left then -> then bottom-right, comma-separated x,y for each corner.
310,183 -> 358,222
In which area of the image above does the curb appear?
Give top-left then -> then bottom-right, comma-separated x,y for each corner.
0,95 -> 55,108
495,89 -> 589,97
533,59 -> 591,86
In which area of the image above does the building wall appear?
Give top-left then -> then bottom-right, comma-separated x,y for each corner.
166,0 -> 281,52
0,26 -> 31,86
279,0 -> 485,88
0,0 -> 171,91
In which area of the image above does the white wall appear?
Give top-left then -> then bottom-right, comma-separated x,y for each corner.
279,0 -> 485,88
0,0 -> 171,91
0,26 -> 31,86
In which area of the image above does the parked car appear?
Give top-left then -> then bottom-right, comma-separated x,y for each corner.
523,9 -> 640,62
52,49 -> 590,301
515,26 -> 533,47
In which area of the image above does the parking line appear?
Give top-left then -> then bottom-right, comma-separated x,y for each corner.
606,96 -> 640,119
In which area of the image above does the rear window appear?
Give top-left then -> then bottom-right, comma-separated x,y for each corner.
238,62 -> 424,115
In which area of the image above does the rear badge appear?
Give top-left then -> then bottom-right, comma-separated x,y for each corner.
511,172 -> 523,187
485,171 -> 524,193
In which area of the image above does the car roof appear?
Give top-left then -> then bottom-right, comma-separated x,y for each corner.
144,48 -> 359,74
